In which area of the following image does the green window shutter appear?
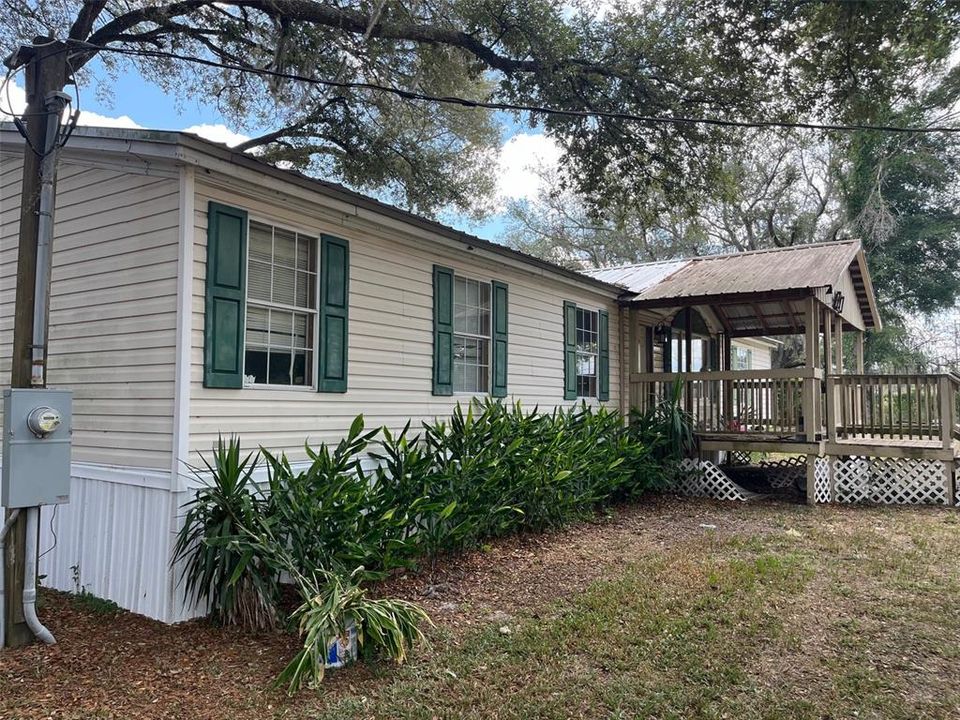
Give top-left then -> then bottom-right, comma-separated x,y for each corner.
491,280 -> 508,398
204,202 -> 247,389
433,265 -> 454,396
563,300 -> 577,400
598,309 -> 610,401
318,234 -> 350,393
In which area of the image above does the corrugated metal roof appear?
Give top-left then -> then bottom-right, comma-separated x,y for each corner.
636,241 -> 862,300
587,241 -> 862,301
585,259 -> 690,294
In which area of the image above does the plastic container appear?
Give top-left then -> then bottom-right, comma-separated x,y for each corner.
325,620 -> 358,668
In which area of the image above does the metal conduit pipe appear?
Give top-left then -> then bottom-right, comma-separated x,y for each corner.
0,508 -> 22,649
22,507 -> 55,645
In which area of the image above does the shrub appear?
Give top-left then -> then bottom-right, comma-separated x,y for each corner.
260,416 -> 389,579
630,376 -> 697,483
172,437 -> 278,630
276,566 -> 431,693
176,400 -> 675,684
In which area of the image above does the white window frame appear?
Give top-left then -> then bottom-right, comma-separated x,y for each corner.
243,217 -> 320,390
733,346 -> 753,371
452,273 -> 492,395
575,307 -> 599,398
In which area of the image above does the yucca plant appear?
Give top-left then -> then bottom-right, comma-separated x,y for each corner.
631,376 -> 697,482
277,566 -> 432,693
172,436 -> 278,630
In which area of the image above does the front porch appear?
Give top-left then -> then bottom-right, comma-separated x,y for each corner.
588,242 -> 960,507
630,368 -> 960,505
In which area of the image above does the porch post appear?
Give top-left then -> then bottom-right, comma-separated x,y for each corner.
804,297 -> 820,443
823,306 -> 833,376
806,454 -> 818,505
683,308 -> 693,415
833,314 -> 844,375
855,331 -> 865,373
626,306 -> 638,416
941,376 -> 957,506
722,334 -> 733,427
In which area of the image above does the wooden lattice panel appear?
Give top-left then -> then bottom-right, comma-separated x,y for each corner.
814,457 -> 831,504
728,451 -> 752,467
758,456 -> 806,489
676,459 -> 751,502
833,456 -> 948,505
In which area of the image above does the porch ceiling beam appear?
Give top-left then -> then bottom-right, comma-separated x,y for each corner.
782,300 -> 801,334
728,326 -> 802,338
750,302 -> 771,333
626,288 -> 815,309
726,310 -> 806,323
713,304 -> 734,334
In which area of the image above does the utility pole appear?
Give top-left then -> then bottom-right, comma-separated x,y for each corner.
3,38 -> 69,648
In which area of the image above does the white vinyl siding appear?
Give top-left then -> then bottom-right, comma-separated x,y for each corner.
1,155 -> 180,468
732,338 -> 775,371
189,173 -> 622,463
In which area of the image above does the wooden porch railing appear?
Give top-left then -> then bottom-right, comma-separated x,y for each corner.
630,370 -> 960,447
826,373 -> 960,444
629,368 -> 822,438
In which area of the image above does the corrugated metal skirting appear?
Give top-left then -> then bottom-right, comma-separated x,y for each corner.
3,476 -> 192,622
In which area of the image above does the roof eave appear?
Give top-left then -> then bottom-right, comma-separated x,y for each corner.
171,134 -> 627,296
0,124 -> 625,297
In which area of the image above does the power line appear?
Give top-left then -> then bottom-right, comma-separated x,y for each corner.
67,40 -> 960,135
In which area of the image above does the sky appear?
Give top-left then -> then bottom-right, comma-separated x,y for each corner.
4,62 -> 561,242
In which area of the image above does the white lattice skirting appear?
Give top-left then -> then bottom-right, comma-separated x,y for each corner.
758,456 -> 807,489
814,457 -> 832,504
828,456 -> 954,506
676,459 -> 753,502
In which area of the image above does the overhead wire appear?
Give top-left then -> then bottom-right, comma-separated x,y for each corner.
63,40 -> 960,135
2,35 -> 958,165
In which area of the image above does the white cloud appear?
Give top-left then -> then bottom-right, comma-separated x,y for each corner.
496,132 -> 562,203
181,123 -> 250,148
77,111 -> 141,129
3,80 -> 26,115
5,82 -> 252,146
4,80 -> 139,128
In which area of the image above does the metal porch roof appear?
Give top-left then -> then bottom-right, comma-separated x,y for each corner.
584,240 -> 881,332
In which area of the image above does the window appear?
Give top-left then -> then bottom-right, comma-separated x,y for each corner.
453,275 -> 491,393
576,307 -> 599,398
244,220 -> 317,387
733,346 -> 753,370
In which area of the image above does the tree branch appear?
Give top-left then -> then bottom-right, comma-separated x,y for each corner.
68,1 -> 108,41
71,0 -> 614,82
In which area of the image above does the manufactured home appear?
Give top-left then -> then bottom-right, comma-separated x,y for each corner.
1,126 -> 958,622
1,126 -> 625,621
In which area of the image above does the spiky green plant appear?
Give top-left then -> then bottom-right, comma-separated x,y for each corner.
276,566 -> 432,693
172,436 -> 278,629
630,376 -> 697,481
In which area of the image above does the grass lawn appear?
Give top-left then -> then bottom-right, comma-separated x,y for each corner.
2,495 -> 959,719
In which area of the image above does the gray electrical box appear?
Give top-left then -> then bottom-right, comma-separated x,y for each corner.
2,388 -> 72,508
